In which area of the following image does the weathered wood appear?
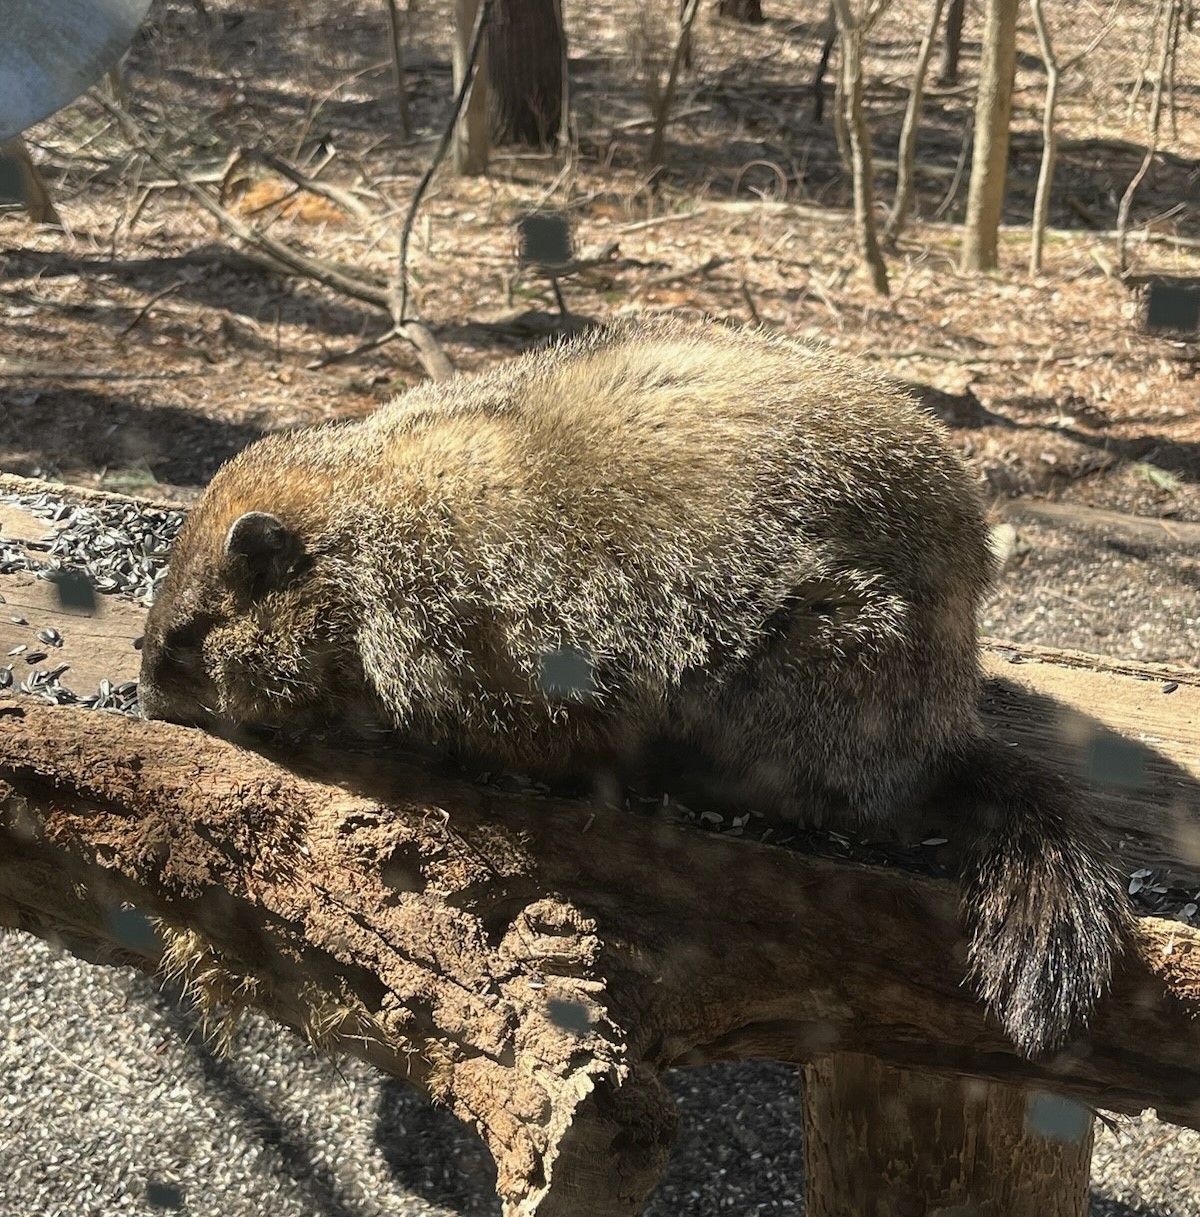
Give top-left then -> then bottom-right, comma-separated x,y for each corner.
802,1055 -> 1093,1216
979,644 -> 1200,874
0,702 -> 1199,1217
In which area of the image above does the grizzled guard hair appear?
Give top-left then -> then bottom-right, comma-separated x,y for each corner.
139,319 -> 1131,1057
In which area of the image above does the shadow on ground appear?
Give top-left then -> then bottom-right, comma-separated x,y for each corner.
0,385 -> 265,487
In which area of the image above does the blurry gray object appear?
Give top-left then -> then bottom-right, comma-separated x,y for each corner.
0,0 -> 152,141
1145,279 -> 1200,335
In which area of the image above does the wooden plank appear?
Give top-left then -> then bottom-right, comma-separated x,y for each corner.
0,572 -> 142,697
1,500 -> 142,698
982,644 -> 1200,879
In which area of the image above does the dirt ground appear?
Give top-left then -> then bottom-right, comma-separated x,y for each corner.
2,0 -> 1198,665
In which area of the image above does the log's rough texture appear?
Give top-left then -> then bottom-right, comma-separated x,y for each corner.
1,696 -> 1199,1213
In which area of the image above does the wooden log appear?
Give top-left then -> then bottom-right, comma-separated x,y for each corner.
0,702 -> 1199,1215
1,475 -> 1199,1212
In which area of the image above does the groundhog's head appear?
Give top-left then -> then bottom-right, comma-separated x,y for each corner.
138,452 -> 373,738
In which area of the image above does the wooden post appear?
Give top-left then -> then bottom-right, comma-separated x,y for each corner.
801,1054 -> 1093,1216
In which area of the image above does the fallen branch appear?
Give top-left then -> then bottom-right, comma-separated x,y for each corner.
90,92 -> 453,381
1,702 -> 1198,1216
235,147 -> 374,220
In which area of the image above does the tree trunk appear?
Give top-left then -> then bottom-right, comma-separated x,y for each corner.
453,0 -> 490,175
649,0 -> 703,165
802,1055 -> 1094,1217
1028,0 -> 1059,273
385,0 -> 414,138
832,6 -> 890,294
485,0 -> 565,147
887,0 -> 948,241
938,0 -> 966,84
719,0 -> 764,20
960,0 -> 1019,271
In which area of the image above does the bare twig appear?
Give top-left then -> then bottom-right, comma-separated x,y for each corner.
829,0 -> 891,295
933,116 -> 972,220
306,326 -> 403,370
1116,0 -> 1181,272
1029,0 -> 1121,273
237,148 -> 373,220
1027,0 -> 1060,274
644,255 -> 729,286
117,278 -> 188,335
291,60 -> 393,161
740,279 -> 761,326
615,106 -> 711,132
1125,0 -> 1165,123
616,210 -> 704,234
649,0 -> 703,165
392,0 -> 493,327
886,0 -> 947,242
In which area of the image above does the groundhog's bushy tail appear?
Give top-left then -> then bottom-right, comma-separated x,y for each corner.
948,736 -> 1132,1058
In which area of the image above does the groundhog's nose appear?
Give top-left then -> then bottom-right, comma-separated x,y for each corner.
136,659 -> 196,725
136,677 -> 164,721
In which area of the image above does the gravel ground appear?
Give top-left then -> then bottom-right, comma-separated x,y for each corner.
1,488 -> 1199,1217
5,936 -> 1198,1217
2,935 -> 1198,1217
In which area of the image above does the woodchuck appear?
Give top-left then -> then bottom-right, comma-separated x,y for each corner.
138,319 -> 1130,1057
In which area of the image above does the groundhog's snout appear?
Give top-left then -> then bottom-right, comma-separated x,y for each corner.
136,646 -> 213,729
135,671 -> 166,722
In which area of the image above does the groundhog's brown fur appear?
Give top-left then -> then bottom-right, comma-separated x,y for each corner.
139,320 -> 1129,1056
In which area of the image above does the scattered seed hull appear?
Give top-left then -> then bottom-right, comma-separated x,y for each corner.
0,492 -> 181,717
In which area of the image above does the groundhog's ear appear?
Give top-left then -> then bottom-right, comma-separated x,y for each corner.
223,511 -> 303,594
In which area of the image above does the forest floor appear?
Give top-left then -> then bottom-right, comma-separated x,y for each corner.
2,0 -> 1199,662
0,0 -> 1199,1213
